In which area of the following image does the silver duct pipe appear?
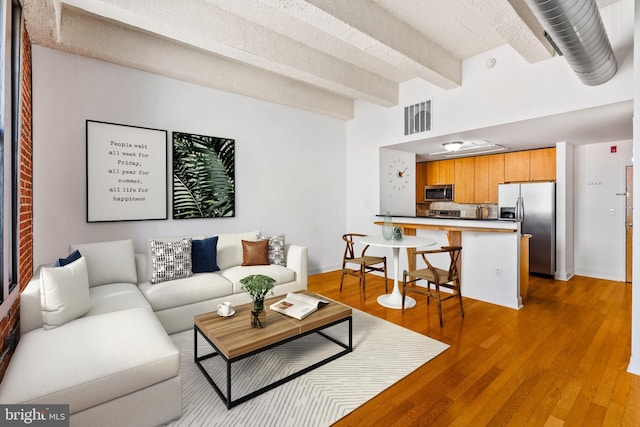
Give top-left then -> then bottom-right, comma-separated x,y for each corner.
524,0 -> 617,86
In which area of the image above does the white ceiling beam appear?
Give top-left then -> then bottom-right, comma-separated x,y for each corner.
55,0 -> 398,108
206,0 -> 413,83
276,0 -> 462,89
461,0 -> 555,63
35,5 -> 355,120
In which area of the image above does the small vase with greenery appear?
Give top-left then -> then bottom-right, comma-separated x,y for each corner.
240,274 -> 276,328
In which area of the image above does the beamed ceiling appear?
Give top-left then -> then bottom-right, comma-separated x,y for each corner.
22,0 -> 631,156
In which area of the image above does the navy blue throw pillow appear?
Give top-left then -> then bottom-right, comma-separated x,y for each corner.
192,236 -> 220,273
54,249 -> 82,267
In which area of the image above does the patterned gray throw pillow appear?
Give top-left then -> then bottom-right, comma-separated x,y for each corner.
150,238 -> 193,284
259,234 -> 286,266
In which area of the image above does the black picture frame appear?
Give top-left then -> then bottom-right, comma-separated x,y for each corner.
172,132 -> 235,219
86,120 -> 168,222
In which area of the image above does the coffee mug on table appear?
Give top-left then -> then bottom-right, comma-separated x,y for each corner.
218,301 -> 232,316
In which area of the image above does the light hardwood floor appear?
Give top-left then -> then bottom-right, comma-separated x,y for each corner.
308,271 -> 640,426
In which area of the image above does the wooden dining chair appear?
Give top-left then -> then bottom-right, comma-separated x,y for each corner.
402,245 -> 463,327
340,233 -> 388,300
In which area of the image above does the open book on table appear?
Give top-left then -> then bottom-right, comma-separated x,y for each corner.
269,293 -> 330,320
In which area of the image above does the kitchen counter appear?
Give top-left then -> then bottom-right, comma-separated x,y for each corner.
375,215 -> 519,234
381,214 -> 517,222
372,215 -> 524,309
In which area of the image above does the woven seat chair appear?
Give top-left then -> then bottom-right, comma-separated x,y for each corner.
340,233 -> 388,300
402,245 -> 463,327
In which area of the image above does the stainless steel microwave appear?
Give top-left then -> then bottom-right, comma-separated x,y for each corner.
424,185 -> 454,202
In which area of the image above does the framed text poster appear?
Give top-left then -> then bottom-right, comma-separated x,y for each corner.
86,120 -> 167,222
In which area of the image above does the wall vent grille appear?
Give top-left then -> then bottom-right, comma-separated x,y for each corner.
404,100 -> 431,136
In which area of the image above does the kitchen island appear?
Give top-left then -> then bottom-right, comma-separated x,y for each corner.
375,216 -> 525,309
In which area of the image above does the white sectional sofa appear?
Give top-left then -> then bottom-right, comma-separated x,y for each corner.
0,231 -> 308,426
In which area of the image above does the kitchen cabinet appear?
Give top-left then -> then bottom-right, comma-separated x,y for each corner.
415,162 -> 428,202
417,149 -> 550,207
505,148 -> 555,182
440,160 -> 455,184
454,157 -> 475,203
487,154 -> 505,203
530,148 -> 556,181
504,151 -> 530,182
426,160 -> 455,185
454,154 -> 505,204
474,155 -> 489,204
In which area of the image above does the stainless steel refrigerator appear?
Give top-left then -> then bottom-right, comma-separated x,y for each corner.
498,182 -> 556,275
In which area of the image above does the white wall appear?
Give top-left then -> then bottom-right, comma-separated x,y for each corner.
345,100 -> 399,240
379,148 -> 416,215
555,142 -> 575,281
32,46 -> 347,274
573,140 -> 632,281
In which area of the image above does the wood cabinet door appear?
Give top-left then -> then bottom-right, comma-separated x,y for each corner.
415,162 -> 428,202
487,154 -> 505,203
530,147 -> 556,181
439,160 -> 455,184
504,151 -> 530,182
454,157 -> 475,203
474,155 -> 489,203
426,161 -> 439,185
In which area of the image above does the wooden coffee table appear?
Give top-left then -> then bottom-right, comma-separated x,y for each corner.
194,291 -> 352,408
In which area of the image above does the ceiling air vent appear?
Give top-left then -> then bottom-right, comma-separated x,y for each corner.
404,100 -> 431,136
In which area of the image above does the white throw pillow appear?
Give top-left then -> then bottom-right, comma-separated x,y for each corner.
216,231 -> 260,270
40,257 -> 91,330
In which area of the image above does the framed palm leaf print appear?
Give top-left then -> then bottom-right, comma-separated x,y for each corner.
172,132 -> 235,219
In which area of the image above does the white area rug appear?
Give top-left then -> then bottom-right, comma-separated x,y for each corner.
166,309 -> 448,427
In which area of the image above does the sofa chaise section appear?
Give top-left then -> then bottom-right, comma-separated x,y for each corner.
0,239 -> 183,426
0,307 -> 181,426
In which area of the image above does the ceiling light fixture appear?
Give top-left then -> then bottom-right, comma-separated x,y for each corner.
443,141 -> 463,152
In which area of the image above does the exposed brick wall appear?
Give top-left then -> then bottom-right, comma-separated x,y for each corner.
0,22 -> 33,380
19,22 -> 33,294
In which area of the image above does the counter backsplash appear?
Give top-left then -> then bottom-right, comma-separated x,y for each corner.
416,202 -> 498,219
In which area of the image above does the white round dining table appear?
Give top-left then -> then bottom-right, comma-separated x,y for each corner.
359,234 -> 437,309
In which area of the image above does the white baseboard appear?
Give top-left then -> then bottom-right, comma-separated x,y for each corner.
309,264 -> 342,275
627,355 -> 640,376
554,269 -> 574,281
573,269 -> 625,282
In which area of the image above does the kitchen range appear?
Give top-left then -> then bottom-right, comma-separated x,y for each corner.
427,209 -> 460,218
425,207 -> 492,219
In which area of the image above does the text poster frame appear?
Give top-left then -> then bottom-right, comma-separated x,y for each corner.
86,120 -> 167,222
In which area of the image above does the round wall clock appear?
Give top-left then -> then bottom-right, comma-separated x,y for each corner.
387,158 -> 410,191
